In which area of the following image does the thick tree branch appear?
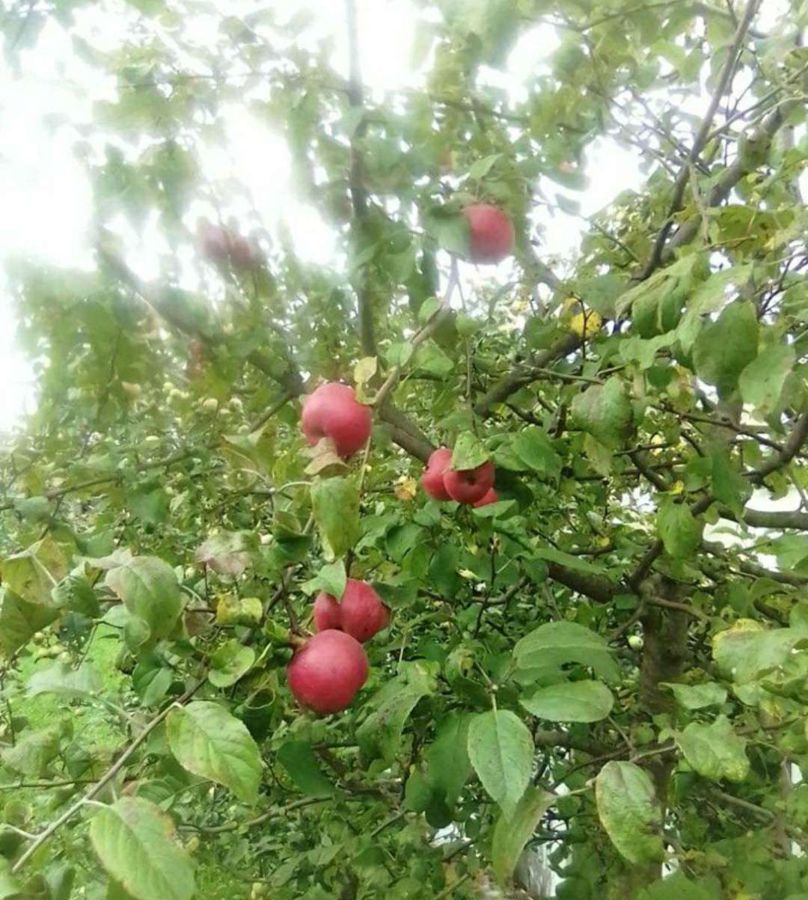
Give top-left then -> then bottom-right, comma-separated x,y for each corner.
749,412 -> 808,485
546,562 -> 617,605
629,413 -> 808,589
474,332 -> 581,419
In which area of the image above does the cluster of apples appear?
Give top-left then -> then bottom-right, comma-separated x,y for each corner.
284,201 -> 512,716
287,579 -> 390,715
287,383 -> 385,715
422,447 -> 497,507
197,218 -> 263,271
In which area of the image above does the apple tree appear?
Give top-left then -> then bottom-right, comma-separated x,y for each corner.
1,0 -> 808,897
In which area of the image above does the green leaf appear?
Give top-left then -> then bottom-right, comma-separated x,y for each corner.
638,872 -> 720,900
129,487 -> 168,526
208,640 -> 255,688
386,341 -> 414,367
1,724 -> 61,777
27,662 -> 102,698
0,588 -> 58,658
310,477 -> 360,561
166,701 -> 262,802
469,154 -> 502,180
301,560 -> 347,599
89,798 -> 195,900
1,536 -> 69,605
676,264 -> 752,351
51,573 -> 101,617
676,715 -> 749,782
353,356 -> 378,387
422,713 -> 471,809
357,663 -> 435,764
657,498 -> 703,559
452,432 -> 488,470
514,621 -> 619,682
467,709 -> 533,816
570,377 -> 633,449
510,427 -> 561,478
105,556 -> 182,641
215,594 -> 263,627
595,761 -> 664,864
662,682 -> 727,710
712,622 -> 801,683
739,343 -> 795,413
194,531 -> 259,576
277,741 -> 334,798
424,207 -> 470,256
521,680 -> 614,723
414,341 -> 454,377
693,301 -> 759,398
0,860 -> 21,899
492,786 -> 554,885
710,452 -> 751,516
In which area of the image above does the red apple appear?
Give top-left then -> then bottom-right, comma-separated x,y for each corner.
287,630 -> 368,715
339,579 -> 390,643
198,221 -> 231,264
474,487 -> 499,507
444,460 -> 495,504
301,382 -> 372,458
228,235 -> 261,270
462,204 -> 515,264
313,592 -> 341,632
421,447 -> 453,500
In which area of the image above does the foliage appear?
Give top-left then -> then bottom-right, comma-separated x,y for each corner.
1,0 -> 808,898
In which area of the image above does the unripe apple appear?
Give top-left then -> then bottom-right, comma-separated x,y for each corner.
339,579 -> 390,643
301,382 -> 372,458
287,629 -> 368,715
444,460 -> 495,504
462,203 -> 515,264
313,592 -> 341,631
421,447 -> 453,500
473,487 -> 498,507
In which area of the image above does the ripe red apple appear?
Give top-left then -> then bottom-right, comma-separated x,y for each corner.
313,592 -> 341,632
339,579 -> 390,643
462,204 -> 515,264
228,235 -> 261,270
301,382 -> 372,458
287,630 -> 368,715
444,460 -> 495,504
474,487 -> 499,507
421,447 -> 453,500
198,222 -> 231,264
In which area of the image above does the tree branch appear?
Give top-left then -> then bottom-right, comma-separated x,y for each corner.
636,0 -> 761,280
473,332 -> 581,419
749,412 -> 808,485
546,562 -> 617,605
